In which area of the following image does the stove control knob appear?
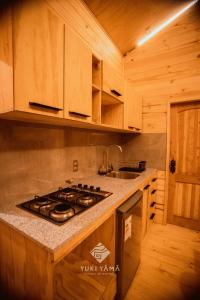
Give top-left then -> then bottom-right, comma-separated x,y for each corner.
78,184 -> 82,188
84,184 -> 88,189
96,187 -> 101,192
90,186 -> 94,190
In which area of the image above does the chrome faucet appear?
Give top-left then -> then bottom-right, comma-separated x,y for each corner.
106,144 -> 123,173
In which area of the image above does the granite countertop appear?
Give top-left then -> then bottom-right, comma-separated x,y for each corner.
0,168 -> 156,260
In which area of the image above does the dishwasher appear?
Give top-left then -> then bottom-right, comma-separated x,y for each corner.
116,190 -> 143,300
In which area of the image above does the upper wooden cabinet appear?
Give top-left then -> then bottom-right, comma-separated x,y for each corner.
64,26 -> 92,121
125,81 -> 142,132
13,0 -> 64,117
102,62 -> 124,100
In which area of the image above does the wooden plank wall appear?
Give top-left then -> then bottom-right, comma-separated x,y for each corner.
124,7 -> 200,223
46,0 -> 123,74
124,6 -> 200,132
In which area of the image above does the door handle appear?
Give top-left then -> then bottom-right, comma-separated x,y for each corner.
170,159 -> 176,174
144,184 -> 150,190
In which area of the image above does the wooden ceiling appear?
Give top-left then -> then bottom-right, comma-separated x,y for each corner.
83,0 -> 195,55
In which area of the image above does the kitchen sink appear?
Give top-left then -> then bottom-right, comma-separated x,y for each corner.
105,171 -> 139,179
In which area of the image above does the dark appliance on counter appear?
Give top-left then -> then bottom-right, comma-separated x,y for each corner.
116,190 -> 143,300
18,184 -> 112,225
119,160 -> 146,173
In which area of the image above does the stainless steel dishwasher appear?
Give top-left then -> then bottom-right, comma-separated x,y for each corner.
116,190 -> 143,300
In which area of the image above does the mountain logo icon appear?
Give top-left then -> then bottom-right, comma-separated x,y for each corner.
90,242 -> 110,263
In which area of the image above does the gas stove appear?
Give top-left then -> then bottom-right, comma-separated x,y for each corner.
18,184 -> 112,225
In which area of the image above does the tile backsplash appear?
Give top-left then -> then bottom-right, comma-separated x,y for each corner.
0,120 -> 167,203
0,120 -> 122,202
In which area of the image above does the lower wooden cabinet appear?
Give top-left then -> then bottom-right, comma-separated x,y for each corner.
142,176 -> 158,238
0,214 -> 116,300
54,214 -> 116,300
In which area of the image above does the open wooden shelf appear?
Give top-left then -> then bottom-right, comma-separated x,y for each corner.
101,101 -> 124,128
101,90 -> 123,105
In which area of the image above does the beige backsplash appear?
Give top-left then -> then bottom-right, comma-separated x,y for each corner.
0,120 -> 166,203
0,120 -> 122,202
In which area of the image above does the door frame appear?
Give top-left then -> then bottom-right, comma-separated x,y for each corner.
164,98 -> 200,224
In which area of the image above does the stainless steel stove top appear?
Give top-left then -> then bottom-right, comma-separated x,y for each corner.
18,184 -> 112,225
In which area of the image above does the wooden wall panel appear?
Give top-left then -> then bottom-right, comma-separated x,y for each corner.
143,112 -> 167,133
124,8 -> 200,135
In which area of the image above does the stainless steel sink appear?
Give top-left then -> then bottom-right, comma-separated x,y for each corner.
105,171 -> 139,179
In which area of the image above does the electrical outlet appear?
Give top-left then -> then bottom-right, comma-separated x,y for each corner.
73,160 -> 79,172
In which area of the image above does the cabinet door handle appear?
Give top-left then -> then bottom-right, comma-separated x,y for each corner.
151,189 -> 157,195
110,89 -> 122,97
152,178 -> 157,182
69,111 -> 91,118
144,184 -> 150,190
150,213 -> 155,220
170,159 -> 176,174
150,201 -> 156,207
128,126 -> 141,131
29,101 -> 63,111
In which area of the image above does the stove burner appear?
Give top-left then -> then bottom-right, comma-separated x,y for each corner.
50,203 -> 75,222
57,191 -> 76,201
77,195 -> 96,207
54,203 -> 72,213
35,197 -> 51,205
30,196 -> 53,210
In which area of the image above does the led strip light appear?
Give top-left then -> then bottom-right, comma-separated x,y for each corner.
137,0 -> 199,47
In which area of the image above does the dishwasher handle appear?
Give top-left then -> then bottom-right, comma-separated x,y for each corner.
117,190 -> 143,215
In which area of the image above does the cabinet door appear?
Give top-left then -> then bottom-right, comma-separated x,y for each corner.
103,62 -> 124,99
125,81 -> 142,131
13,0 -> 64,117
64,26 -> 92,120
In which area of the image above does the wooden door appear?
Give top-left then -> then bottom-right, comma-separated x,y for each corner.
13,0 -> 64,117
125,81 -> 142,131
64,26 -> 92,121
168,102 -> 200,230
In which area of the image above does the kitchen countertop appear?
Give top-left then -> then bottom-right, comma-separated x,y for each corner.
0,168 -> 156,261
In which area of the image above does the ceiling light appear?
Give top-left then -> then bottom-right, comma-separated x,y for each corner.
137,0 -> 199,47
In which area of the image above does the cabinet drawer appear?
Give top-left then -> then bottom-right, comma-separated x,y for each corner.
150,178 -> 157,191
157,178 -> 165,191
156,191 -> 165,204
154,209 -> 164,224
